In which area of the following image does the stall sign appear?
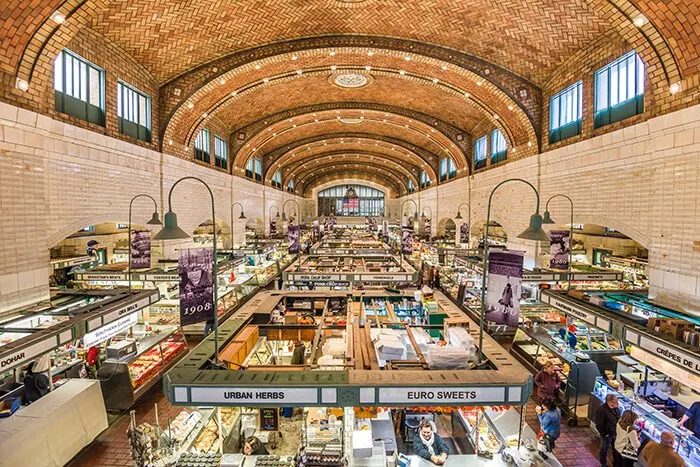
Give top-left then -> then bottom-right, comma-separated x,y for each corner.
543,293 -> 613,333
0,336 -> 58,371
625,328 -> 700,377
378,387 -> 506,404
549,230 -> 570,269
189,387 -> 318,404
484,250 -> 523,327
523,272 -> 559,282
260,408 -> 280,431
359,274 -> 411,282
83,312 -> 138,347
94,295 -> 155,330
76,273 -> 126,281
630,346 -> 700,392
143,273 -> 179,281
572,272 -> 623,281
290,274 -> 341,281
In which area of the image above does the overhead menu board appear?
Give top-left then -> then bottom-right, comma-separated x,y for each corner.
540,291 -> 613,334
624,327 -> 700,377
186,387 -> 319,405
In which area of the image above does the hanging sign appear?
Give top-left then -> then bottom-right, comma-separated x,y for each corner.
260,408 -> 280,431
484,250 -> 523,327
460,223 -> 470,244
630,346 -> 700,392
312,220 -> 320,242
288,224 -> 300,254
625,328 -> 700,376
424,218 -> 431,240
95,294 -> 155,330
549,230 -> 570,269
401,227 -> 414,254
130,230 -> 151,269
84,312 -> 138,347
0,337 -> 58,371
189,387 -> 319,404
378,387 -> 506,404
178,248 -> 215,326
270,219 -> 277,235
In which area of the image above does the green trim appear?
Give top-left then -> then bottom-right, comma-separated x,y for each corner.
549,119 -> 581,144
490,151 -> 507,164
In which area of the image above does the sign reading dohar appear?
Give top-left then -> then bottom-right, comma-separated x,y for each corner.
378,387 -> 505,404
190,387 -> 318,404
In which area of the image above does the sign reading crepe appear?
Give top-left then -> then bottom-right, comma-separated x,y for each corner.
178,248 -> 215,326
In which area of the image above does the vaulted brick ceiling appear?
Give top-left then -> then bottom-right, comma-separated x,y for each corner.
2,0 -> 693,196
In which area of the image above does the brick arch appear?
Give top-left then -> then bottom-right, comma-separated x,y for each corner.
46,213 -> 138,249
310,179 -> 390,198
231,104 -> 471,170
559,216 -> 652,251
297,163 -> 410,193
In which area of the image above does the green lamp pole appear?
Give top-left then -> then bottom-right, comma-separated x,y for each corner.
455,202 -> 470,247
230,202 -> 246,249
153,177 -> 222,364
127,194 -> 162,291
542,194 -> 574,292
478,178 -> 550,364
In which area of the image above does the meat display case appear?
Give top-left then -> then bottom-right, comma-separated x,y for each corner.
97,326 -> 188,410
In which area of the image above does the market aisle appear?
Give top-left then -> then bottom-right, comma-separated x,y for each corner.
69,386 -> 605,466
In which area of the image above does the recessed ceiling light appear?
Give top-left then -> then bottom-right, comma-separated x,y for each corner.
187,102 -> 194,109
399,70 -> 406,75
367,51 -> 374,56
493,114 -> 499,119
441,65 -> 447,71
202,112 -> 208,118
365,65 -> 371,70
330,65 -> 337,70
404,56 -> 412,61
263,78 -> 269,83
291,55 -> 298,60
15,78 -> 29,91
51,11 -> 66,24
669,82 -> 681,94
168,139 -> 173,146
527,141 -> 533,148
330,50 -> 336,56
219,78 -> 226,85
508,105 -> 514,111
464,92 -> 471,98
296,69 -> 303,75
476,81 -> 483,86
255,65 -> 261,70
633,15 -> 648,27
231,91 -> 238,96
432,78 -> 439,83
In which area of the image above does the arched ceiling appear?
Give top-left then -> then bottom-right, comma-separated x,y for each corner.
3,0 -> 692,199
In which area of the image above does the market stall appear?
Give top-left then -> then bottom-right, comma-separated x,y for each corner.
156,289 -> 558,466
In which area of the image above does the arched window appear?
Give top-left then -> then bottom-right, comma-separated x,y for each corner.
287,179 -> 295,193
317,185 -> 384,216
474,136 -> 487,169
440,157 -> 457,182
490,129 -> 507,164
194,129 -> 210,163
271,170 -> 282,188
245,156 -> 262,182
420,170 -> 431,189
407,179 -> 416,194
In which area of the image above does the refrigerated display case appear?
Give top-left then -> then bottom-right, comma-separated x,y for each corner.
452,406 -> 536,456
97,326 -> 188,410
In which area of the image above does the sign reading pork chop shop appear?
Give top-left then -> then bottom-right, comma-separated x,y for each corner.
190,387 -> 318,404
378,387 -> 506,404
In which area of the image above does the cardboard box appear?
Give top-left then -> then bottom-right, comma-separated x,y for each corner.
567,290 -> 588,301
647,317 -> 666,332
661,320 -> 695,340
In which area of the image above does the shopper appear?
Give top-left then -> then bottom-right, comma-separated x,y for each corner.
86,345 -> 100,377
412,419 -> 450,465
678,400 -> 700,437
613,410 -> 640,467
639,431 -> 684,467
203,318 -> 215,337
595,394 -> 620,467
243,436 -> 269,456
534,361 -> 561,404
291,340 -> 306,365
23,356 -> 51,404
536,399 -> 561,452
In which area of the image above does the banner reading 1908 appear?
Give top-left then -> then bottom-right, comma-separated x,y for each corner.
178,248 -> 215,326
130,230 -> 151,269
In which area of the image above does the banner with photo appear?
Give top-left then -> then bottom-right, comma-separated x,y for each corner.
178,248 -> 215,326
424,218 -> 431,239
130,230 -> 151,269
549,230 -> 570,269
460,222 -> 470,244
312,220 -> 320,241
401,227 -> 414,254
330,216 -> 337,229
288,224 -> 300,254
270,218 -> 277,235
484,250 -> 523,327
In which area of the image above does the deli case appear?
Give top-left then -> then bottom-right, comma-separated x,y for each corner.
97,326 -> 188,410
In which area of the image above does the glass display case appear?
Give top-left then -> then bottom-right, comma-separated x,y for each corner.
592,377 -> 700,466
98,327 -> 188,410
452,407 -> 535,455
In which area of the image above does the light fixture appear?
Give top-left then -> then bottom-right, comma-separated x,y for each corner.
464,92 -> 471,98
476,81 -> 483,86
404,56 -> 412,61
255,65 -> 261,70
168,139 -> 173,146
367,51 -> 374,56
15,78 -> 29,91
527,141 -> 533,148
263,78 -> 269,83
153,211 -> 190,240
542,210 -> 554,224
508,105 -> 514,111
432,78 -> 439,83
365,65 -> 371,71
330,65 -> 337,70
51,11 -> 66,24
399,70 -> 406,75
670,82 -> 681,94
329,50 -> 336,56
296,69 -> 302,75
231,91 -> 237,96
187,102 -> 194,109
516,213 -> 551,241
291,55 -> 298,60
633,15 -> 648,27
147,212 -> 163,225
219,78 -> 226,85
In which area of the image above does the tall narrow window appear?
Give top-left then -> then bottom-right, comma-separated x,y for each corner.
54,49 -> 105,126
407,179 -> 416,194
490,129 -> 507,164
271,170 -> 282,188
420,171 -> 431,189
117,81 -> 151,142
214,135 -> 227,169
549,81 -> 582,144
194,129 -> 210,163
246,157 -> 263,181
474,136 -> 487,169
254,158 -> 263,182
594,51 -> 645,128
287,179 -> 295,193
439,157 -> 457,181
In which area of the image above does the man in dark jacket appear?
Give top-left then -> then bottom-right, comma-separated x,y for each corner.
594,394 -> 620,466
413,419 -> 450,465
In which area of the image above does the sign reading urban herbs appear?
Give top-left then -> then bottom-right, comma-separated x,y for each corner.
485,250 -> 523,327
188,387 -> 319,404
130,230 -> 151,269
178,248 -> 215,326
549,230 -> 570,269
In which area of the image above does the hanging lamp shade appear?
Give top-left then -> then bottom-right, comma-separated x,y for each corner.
516,213 -> 551,242
153,212 -> 190,240
541,210 -> 555,224
238,211 -> 247,220
147,212 -> 163,225
455,211 -> 462,220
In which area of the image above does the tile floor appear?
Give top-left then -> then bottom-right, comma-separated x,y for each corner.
68,384 -> 607,466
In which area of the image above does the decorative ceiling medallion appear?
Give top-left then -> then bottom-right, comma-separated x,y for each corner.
337,116 -> 364,124
331,72 -> 372,89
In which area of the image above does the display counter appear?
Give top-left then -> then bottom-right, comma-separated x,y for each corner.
97,325 -> 188,410
0,379 -> 108,467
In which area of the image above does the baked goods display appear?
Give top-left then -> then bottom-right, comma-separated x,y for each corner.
169,411 -> 203,444
193,419 -> 219,453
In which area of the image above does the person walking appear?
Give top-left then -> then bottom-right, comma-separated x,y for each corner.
613,410 -> 640,467
594,394 -> 620,467
639,431 -> 684,467
534,361 -> 561,404
536,399 -> 561,452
